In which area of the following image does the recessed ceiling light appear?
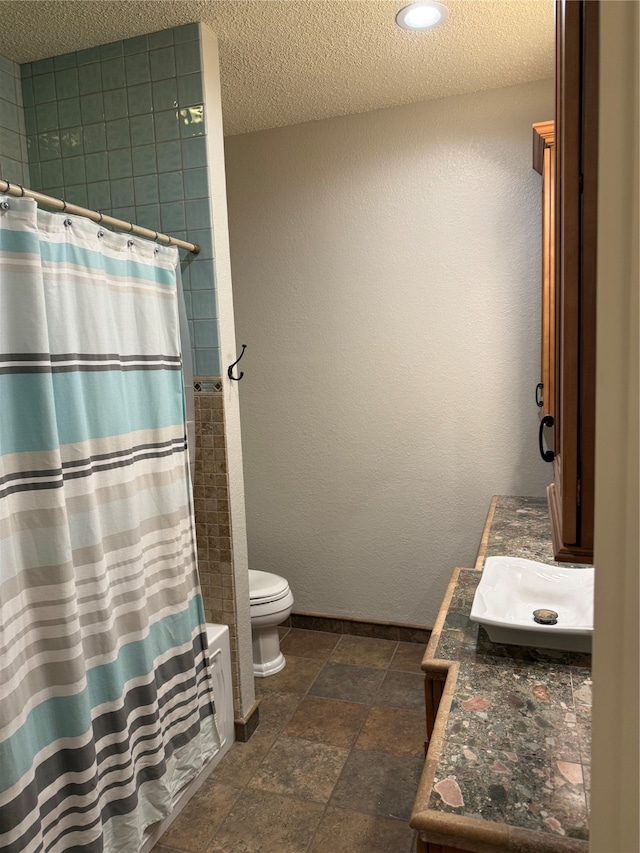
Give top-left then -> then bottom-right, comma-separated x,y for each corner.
396,1 -> 449,31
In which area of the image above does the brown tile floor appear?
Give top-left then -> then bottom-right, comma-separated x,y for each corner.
153,628 -> 428,853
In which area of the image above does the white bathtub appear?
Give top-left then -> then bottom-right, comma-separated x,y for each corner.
141,623 -> 235,852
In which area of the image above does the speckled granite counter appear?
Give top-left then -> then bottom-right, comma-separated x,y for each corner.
410,496 -> 592,853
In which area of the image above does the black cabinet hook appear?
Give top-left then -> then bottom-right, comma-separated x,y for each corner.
227,344 -> 247,381
538,415 -> 555,462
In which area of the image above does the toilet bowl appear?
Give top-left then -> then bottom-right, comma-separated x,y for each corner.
249,569 -> 294,677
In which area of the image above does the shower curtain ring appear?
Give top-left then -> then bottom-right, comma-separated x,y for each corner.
128,222 -> 134,233
62,199 -> 67,212
17,184 -> 24,197
98,211 -> 103,224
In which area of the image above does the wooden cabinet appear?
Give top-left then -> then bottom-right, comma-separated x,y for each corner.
534,0 -> 598,564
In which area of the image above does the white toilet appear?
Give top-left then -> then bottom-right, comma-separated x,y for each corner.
249,569 -> 294,677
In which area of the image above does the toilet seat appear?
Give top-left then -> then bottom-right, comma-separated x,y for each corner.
249,569 -> 290,605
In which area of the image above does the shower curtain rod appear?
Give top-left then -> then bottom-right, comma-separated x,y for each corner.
0,179 -> 200,255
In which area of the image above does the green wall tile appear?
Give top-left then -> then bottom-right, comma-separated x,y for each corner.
179,105 -> 204,138
36,102 -> 58,132
58,97 -> 82,128
130,113 -> 154,145
149,29 -> 174,49
161,201 -> 185,231
195,349 -> 220,377
80,93 -> 104,124
193,319 -> 219,347
33,73 -> 56,104
32,58 -> 54,75
60,127 -> 83,157
85,151 -> 108,181
183,167 -> 207,199
63,155 -> 86,185
125,52 -> 150,85
190,259 -> 215,289
174,24 -> 200,44
154,109 -> 179,142
53,53 -> 76,71
78,63 -> 103,95
106,118 -> 130,150
21,62 -> 33,78
15,78 -> 24,109
55,68 -> 79,99
77,47 -> 100,65
159,171 -> 183,202
103,89 -> 128,120
181,136 -> 206,168
0,99 -> 18,128
191,289 -> 217,319
101,57 -> 126,91
134,174 -> 158,204
111,177 -> 134,207
156,140 -> 181,173
0,69 -> 13,99
38,131 -> 60,161
83,122 -> 106,153
127,83 -> 152,116
123,35 -> 149,55
64,183 -> 88,207
135,203 -> 161,231
40,158 -> 63,187
111,205 -> 135,222
108,148 -> 132,179
188,228 -> 213,260
185,198 -> 209,229
25,108 -> 37,136
132,145 -> 156,176
150,47 -> 176,80
175,42 -> 201,76
21,77 -> 34,107
152,78 -> 178,112
29,163 -> 41,186
26,134 -> 38,162
99,41 -> 124,60
87,179 -> 110,209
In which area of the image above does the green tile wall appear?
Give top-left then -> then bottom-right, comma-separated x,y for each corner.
0,54 -> 29,185
21,24 -> 219,376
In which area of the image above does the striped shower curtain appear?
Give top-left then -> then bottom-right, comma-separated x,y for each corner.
0,198 -> 220,853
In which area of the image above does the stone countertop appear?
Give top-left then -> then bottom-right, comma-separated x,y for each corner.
410,496 -> 592,853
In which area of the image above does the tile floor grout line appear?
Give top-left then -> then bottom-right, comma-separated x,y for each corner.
155,629 -> 426,852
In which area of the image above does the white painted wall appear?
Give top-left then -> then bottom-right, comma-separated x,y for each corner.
225,79 -> 554,627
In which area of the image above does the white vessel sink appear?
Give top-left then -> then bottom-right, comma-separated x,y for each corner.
470,556 -> 594,653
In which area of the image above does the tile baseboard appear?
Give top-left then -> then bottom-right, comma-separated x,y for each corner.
288,612 -> 432,645
234,699 -> 260,742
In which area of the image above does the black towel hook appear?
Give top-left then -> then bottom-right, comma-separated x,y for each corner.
227,344 -> 247,381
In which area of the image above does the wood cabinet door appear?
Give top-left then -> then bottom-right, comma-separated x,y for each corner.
548,0 -> 597,563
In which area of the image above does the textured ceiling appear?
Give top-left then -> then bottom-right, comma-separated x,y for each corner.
0,1 -> 554,136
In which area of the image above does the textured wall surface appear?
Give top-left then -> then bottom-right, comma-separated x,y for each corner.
225,78 -> 555,627
20,25 -> 220,377
0,54 -> 29,184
